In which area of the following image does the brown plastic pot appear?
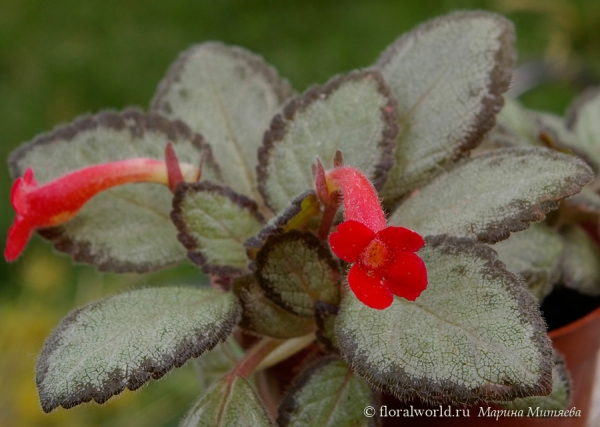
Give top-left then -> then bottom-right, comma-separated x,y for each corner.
381,304 -> 600,427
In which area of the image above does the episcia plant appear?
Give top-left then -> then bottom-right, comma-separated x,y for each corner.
5,10 -> 600,426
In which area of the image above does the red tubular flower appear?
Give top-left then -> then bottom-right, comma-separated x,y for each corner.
324,166 -> 427,309
5,144 -> 200,262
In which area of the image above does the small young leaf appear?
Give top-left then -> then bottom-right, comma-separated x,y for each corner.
277,358 -> 377,427
36,287 -> 241,413
234,275 -> 316,339
258,70 -> 397,213
494,97 -> 539,145
254,231 -> 340,316
172,181 -> 265,275
335,236 -> 553,405
560,225 -> 600,296
181,376 -> 272,427
501,351 -> 570,412
151,42 -> 294,200
245,191 -> 321,259
492,223 -> 564,301
193,337 -> 244,390
8,109 -> 220,272
389,147 -> 593,243
566,88 -> 600,170
377,11 -> 515,203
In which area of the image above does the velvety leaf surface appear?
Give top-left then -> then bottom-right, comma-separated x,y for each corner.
566,88 -> 600,170
172,181 -> 265,275
565,184 -> 600,216
389,148 -> 593,243
234,275 -> 316,339
258,70 -> 397,213
277,358 -> 376,427
151,42 -> 293,200
335,237 -> 553,404
493,223 -> 563,301
192,338 -> 244,390
377,11 -> 515,203
36,287 -> 240,413
180,376 -> 271,427
254,231 -> 340,316
560,225 -> 600,296
8,109 -> 220,272
501,351 -> 570,412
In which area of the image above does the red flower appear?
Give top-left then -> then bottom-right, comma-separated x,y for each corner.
330,220 -> 427,309
5,144 -> 200,261
318,164 -> 427,309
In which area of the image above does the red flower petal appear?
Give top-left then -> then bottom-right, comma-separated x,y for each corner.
347,264 -> 393,309
4,217 -> 33,262
384,252 -> 428,301
376,226 -> 424,252
329,220 -> 375,263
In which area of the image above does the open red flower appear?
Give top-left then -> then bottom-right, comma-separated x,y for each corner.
5,143 -> 200,261
317,163 -> 428,309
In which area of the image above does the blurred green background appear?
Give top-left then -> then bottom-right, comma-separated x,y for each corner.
1,0 -> 599,425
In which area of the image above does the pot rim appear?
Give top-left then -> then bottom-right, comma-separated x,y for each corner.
548,302 -> 600,339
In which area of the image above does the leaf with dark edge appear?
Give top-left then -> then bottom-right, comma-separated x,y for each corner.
258,70 -> 397,213
36,287 -> 241,413
192,337 -> 244,390
389,147 -> 593,244
8,109 -> 221,272
277,358 -> 378,427
560,225 -> 600,296
376,11 -> 515,204
233,275 -> 316,339
566,87 -> 600,171
151,42 -> 294,201
501,351 -> 570,412
314,301 -> 340,352
492,222 -> 564,302
180,376 -> 272,427
245,191 -> 321,259
254,231 -> 341,316
335,236 -> 553,405
172,181 -> 265,276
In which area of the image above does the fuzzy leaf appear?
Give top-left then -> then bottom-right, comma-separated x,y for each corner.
377,11 -> 515,203
565,184 -> 600,216
151,42 -> 293,200
172,182 -> 265,275
258,70 -> 397,213
277,358 -> 377,427
389,148 -> 593,243
181,376 -> 271,427
335,237 -> 553,404
254,231 -> 340,316
193,338 -> 244,390
8,109 -> 220,272
501,351 -> 570,412
495,97 -> 538,145
566,88 -> 600,170
561,225 -> 600,296
234,275 -> 316,339
493,223 -> 564,301
36,287 -> 240,413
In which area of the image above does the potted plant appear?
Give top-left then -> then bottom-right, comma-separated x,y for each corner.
5,10 -> 600,427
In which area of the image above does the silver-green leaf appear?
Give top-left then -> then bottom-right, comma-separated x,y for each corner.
151,42 -> 294,200
192,337 -> 244,390
566,88 -> 600,170
180,376 -> 272,427
335,236 -> 553,404
277,358 -> 377,427
257,70 -> 397,213
36,287 -> 241,413
560,225 -> 600,296
389,147 -> 593,243
172,181 -> 265,275
501,351 -> 570,412
493,222 -> 564,301
377,11 -> 515,203
8,109 -> 220,272
254,231 -> 341,316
